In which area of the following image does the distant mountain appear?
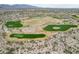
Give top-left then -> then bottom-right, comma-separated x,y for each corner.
0,4 -> 79,9
0,4 -> 38,9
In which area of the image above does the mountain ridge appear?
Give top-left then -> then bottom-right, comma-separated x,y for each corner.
0,4 -> 38,9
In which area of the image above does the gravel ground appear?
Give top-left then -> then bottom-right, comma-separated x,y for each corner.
0,9 -> 79,54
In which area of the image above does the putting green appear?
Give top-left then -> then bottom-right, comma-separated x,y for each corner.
5,21 -> 23,28
10,34 -> 46,38
72,15 -> 79,18
43,25 -> 77,31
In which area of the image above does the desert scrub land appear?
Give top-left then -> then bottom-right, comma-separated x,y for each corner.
0,8 -> 79,54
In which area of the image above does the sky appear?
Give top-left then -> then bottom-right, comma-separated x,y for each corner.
0,0 -> 79,8
0,0 -> 79,4
32,4 -> 79,8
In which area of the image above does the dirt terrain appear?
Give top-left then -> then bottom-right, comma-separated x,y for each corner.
5,16 -> 64,41
0,9 -> 79,54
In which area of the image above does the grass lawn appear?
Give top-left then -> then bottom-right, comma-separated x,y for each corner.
43,25 -> 77,31
72,15 -> 79,18
5,21 -> 23,28
10,34 -> 46,38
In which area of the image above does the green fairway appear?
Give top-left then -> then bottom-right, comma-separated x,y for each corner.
10,34 -> 46,38
43,25 -> 77,31
5,21 -> 23,28
72,15 -> 79,18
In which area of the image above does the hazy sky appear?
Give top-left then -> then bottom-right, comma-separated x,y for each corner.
0,0 -> 79,4
32,4 -> 79,8
0,0 -> 79,8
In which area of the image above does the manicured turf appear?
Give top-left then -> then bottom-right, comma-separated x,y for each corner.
43,25 -> 77,31
10,34 -> 46,38
5,21 -> 23,28
72,15 -> 79,18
